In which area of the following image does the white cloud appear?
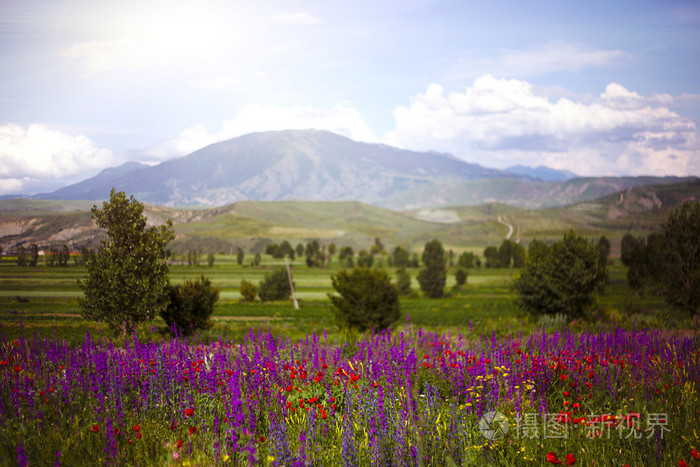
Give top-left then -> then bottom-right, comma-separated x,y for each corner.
0,124 -> 115,194
384,76 -> 700,176
62,39 -> 145,75
272,12 -> 323,25
135,103 -> 378,161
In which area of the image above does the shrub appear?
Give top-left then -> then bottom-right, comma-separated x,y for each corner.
240,280 -> 257,302
396,267 -> 412,296
161,275 -> 220,337
455,267 -> 468,286
417,239 -> 446,298
329,267 -> 400,332
258,267 -> 292,302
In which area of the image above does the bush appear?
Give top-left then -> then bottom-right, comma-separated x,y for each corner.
455,267 -> 468,286
240,280 -> 257,302
396,267 -> 412,296
258,267 -> 292,302
329,267 -> 400,332
161,275 -> 220,337
417,239 -> 446,298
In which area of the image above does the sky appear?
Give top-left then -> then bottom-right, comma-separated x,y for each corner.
1,0 -> 699,195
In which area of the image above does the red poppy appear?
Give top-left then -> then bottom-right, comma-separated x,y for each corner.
546,452 -> 563,465
679,460 -> 688,467
566,453 -> 576,465
188,426 -> 197,435
177,439 -> 183,448
133,425 -> 140,432
136,432 -> 142,440
184,408 -> 194,417
13,365 -> 21,372
692,449 -> 700,460
91,425 -> 100,433
259,436 -> 266,443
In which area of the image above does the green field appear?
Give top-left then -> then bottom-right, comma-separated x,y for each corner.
0,253 -> 690,347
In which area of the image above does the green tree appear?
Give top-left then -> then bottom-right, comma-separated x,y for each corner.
240,280 -> 257,302
396,267 -> 412,296
339,246 -> 354,268
329,267 -> 400,333
305,240 -> 321,267
654,202 -> 700,317
253,253 -> 261,267
78,189 -> 174,336
357,249 -> 374,268
258,267 -> 292,302
29,244 -> 39,267
620,233 -> 646,293
417,239 -> 446,298
0,244 -> 3,263
237,247 -> 245,265
457,251 -> 476,268
328,243 -> 337,261
207,253 -> 215,267
527,239 -> 550,264
497,240 -> 512,267
512,243 -> 526,268
295,243 -> 304,258
483,246 -> 499,268
393,246 -> 410,268
455,267 -> 468,287
514,231 -> 606,320
16,246 -> 27,267
59,245 -> 70,267
161,275 -> 219,337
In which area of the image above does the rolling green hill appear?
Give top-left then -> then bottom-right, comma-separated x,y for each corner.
1,180 -> 698,256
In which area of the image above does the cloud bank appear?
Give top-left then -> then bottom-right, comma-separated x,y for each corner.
0,124 -> 114,194
384,75 -> 699,176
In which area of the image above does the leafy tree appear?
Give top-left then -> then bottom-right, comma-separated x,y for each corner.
514,231 -> 606,320
527,239 -> 550,264
357,249 -> 374,268
597,236 -> 611,292
237,247 -> 245,265
240,280 -> 257,302
253,253 -> 261,267
455,267 -> 468,286
620,233 -> 646,293
59,245 -> 70,267
393,246 -> 410,268
512,243 -> 526,268
258,267 -> 292,302
329,267 -> 400,333
654,201 -> 700,317
161,275 -> 219,337
498,240 -> 512,268
305,240 -> 321,268
295,243 -> 304,258
0,244 -> 2,263
266,243 -> 280,257
29,244 -> 39,267
339,246 -> 354,268
410,253 -> 420,268
187,250 -> 200,267
207,253 -> 215,267
483,246 -> 499,268
457,251 -> 476,268
328,243 -> 337,261
396,267 -> 412,296
78,189 -> 174,336
279,241 -> 293,258
417,239 -> 446,298
16,246 -> 27,267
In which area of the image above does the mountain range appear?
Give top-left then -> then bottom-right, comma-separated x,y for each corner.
19,129 -> 697,210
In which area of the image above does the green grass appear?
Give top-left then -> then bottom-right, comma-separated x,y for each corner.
0,256 -> 691,348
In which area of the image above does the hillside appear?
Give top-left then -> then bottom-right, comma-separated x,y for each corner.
376,176 -> 698,210
1,180 -> 698,255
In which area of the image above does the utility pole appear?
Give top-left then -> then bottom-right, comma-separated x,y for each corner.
285,258 -> 299,310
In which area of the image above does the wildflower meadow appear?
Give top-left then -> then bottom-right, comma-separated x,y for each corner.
1,322 -> 699,466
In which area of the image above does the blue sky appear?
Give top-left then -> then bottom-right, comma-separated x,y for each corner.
1,0 -> 699,194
